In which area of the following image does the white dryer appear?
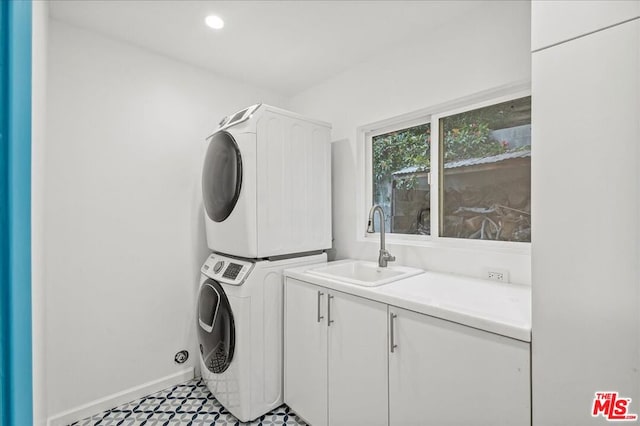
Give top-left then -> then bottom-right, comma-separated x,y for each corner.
197,251 -> 326,422
202,104 -> 332,258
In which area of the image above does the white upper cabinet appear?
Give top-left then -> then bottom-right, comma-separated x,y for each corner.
532,0 -> 640,51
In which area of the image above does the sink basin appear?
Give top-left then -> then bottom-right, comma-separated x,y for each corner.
307,261 -> 423,287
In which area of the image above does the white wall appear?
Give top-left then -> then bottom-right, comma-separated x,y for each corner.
289,1 -> 532,284
31,1 -> 48,426
44,20 -> 288,422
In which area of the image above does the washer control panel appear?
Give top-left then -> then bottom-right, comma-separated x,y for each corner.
201,253 -> 254,285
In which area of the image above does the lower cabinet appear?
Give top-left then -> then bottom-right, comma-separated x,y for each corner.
284,278 -> 388,426
388,306 -> 530,426
284,278 -> 531,426
284,278 -> 328,426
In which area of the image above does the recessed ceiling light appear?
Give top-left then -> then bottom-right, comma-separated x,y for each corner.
205,15 -> 224,30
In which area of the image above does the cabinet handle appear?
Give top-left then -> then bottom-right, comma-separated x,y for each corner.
327,294 -> 334,326
390,313 -> 398,353
317,291 -> 324,323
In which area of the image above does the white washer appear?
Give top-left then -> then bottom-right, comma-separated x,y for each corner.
202,104 -> 332,258
197,251 -> 326,422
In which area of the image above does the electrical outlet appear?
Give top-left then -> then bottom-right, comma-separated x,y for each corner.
487,269 -> 509,283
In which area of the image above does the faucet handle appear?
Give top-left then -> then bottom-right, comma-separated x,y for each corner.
379,249 -> 395,267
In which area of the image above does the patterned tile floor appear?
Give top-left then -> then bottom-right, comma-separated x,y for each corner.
71,378 -> 306,426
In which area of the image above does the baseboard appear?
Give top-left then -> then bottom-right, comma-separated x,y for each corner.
47,367 -> 194,426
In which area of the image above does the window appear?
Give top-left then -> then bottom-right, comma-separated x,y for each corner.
440,97 -> 531,242
372,123 -> 431,235
366,92 -> 531,244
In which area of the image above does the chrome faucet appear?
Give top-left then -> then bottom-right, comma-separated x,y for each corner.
367,205 -> 396,268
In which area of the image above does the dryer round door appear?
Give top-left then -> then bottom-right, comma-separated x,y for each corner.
202,131 -> 243,222
197,279 -> 235,374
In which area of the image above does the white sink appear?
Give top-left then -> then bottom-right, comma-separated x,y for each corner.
307,261 -> 423,287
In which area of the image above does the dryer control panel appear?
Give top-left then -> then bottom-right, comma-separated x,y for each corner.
201,253 -> 255,286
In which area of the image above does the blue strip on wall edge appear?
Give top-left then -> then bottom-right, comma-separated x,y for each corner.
0,0 -> 8,422
1,0 -> 33,425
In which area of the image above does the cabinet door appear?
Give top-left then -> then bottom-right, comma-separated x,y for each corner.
328,291 -> 388,426
389,307 -> 530,426
284,279 -> 328,426
532,20 -> 640,426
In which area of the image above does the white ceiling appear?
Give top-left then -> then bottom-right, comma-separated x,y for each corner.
49,0 -> 486,96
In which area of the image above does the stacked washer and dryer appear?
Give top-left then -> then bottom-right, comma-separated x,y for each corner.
197,104 -> 331,422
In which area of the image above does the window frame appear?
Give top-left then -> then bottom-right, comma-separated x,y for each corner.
366,115 -> 433,242
358,83 -> 532,254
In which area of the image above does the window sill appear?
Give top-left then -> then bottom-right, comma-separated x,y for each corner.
358,233 -> 531,256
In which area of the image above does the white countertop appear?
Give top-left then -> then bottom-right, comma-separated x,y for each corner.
284,260 -> 531,342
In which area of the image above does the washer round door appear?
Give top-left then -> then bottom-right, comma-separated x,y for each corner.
202,131 -> 243,223
197,279 -> 235,374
